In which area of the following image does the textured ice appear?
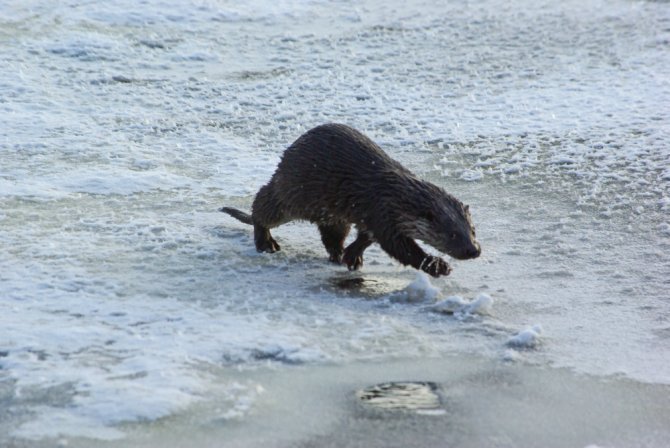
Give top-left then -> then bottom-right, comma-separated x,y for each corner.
1,0 -> 669,445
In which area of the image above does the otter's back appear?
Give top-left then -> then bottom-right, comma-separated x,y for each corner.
272,123 -> 409,222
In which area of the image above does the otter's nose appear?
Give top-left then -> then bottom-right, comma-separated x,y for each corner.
465,243 -> 481,259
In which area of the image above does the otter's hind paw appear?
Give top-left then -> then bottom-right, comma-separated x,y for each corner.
256,235 -> 281,254
256,236 -> 281,253
254,225 -> 281,253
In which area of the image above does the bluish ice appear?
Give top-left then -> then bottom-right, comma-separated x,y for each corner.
1,0 -> 669,446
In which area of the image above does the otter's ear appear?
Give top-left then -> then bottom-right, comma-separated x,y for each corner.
464,205 -> 470,213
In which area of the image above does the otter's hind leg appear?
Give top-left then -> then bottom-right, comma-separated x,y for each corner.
252,183 -> 284,253
254,224 -> 280,253
342,231 -> 375,271
318,222 -> 351,263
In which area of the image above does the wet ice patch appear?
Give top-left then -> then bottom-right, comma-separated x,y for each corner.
54,167 -> 192,195
1,167 -> 192,198
12,409 -> 126,441
0,288 -> 328,441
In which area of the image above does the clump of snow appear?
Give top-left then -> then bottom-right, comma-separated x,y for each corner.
507,325 -> 543,349
430,293 -> 494,317
502,349 -> 523,362
390,273 -> 440,303
462,293 -> 494,315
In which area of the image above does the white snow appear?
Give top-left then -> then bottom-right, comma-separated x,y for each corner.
462,293 -> 494,316
430,293 -> 494,317
507,325 -> 544,349
391,272 -> 441,303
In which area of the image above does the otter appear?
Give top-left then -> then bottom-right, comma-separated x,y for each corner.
220,123 -> 480,277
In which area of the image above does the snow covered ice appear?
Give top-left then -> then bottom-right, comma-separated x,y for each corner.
1,0 -> 669,446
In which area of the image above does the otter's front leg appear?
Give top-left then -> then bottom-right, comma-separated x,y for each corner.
377,234 -> 451,277
318,222 -> 351,263
342,231 -> 375,271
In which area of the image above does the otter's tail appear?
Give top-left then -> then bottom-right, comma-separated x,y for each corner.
219,207 -> 253,225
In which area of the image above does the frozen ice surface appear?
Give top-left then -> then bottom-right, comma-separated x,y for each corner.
1,0 -> 670,446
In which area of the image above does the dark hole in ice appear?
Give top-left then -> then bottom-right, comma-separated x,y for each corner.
357,382 -> 444,414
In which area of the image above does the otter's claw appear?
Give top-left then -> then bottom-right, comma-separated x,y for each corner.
257,238 -> 280,253
422,256 -> 451,277
328,251 -> 343,264
342,253 -> 364,271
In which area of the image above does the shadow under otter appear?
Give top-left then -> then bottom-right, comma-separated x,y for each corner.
221,123 -> 480,277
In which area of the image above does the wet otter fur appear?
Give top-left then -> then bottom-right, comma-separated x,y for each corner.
220,123 -> 480,277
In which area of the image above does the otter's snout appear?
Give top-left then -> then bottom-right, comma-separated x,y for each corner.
453,242 -> 481,260
465,243 -> 481,259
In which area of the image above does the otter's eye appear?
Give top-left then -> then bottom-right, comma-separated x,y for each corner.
450,232 -> 457,240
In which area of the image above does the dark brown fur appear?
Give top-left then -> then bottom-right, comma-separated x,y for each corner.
221,123 -> 481,277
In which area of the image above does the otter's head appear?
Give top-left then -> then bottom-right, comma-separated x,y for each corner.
404,183 -> 481,260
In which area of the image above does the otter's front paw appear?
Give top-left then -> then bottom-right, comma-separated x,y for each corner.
342,252 -> 364,271
422,256 -> 451,277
